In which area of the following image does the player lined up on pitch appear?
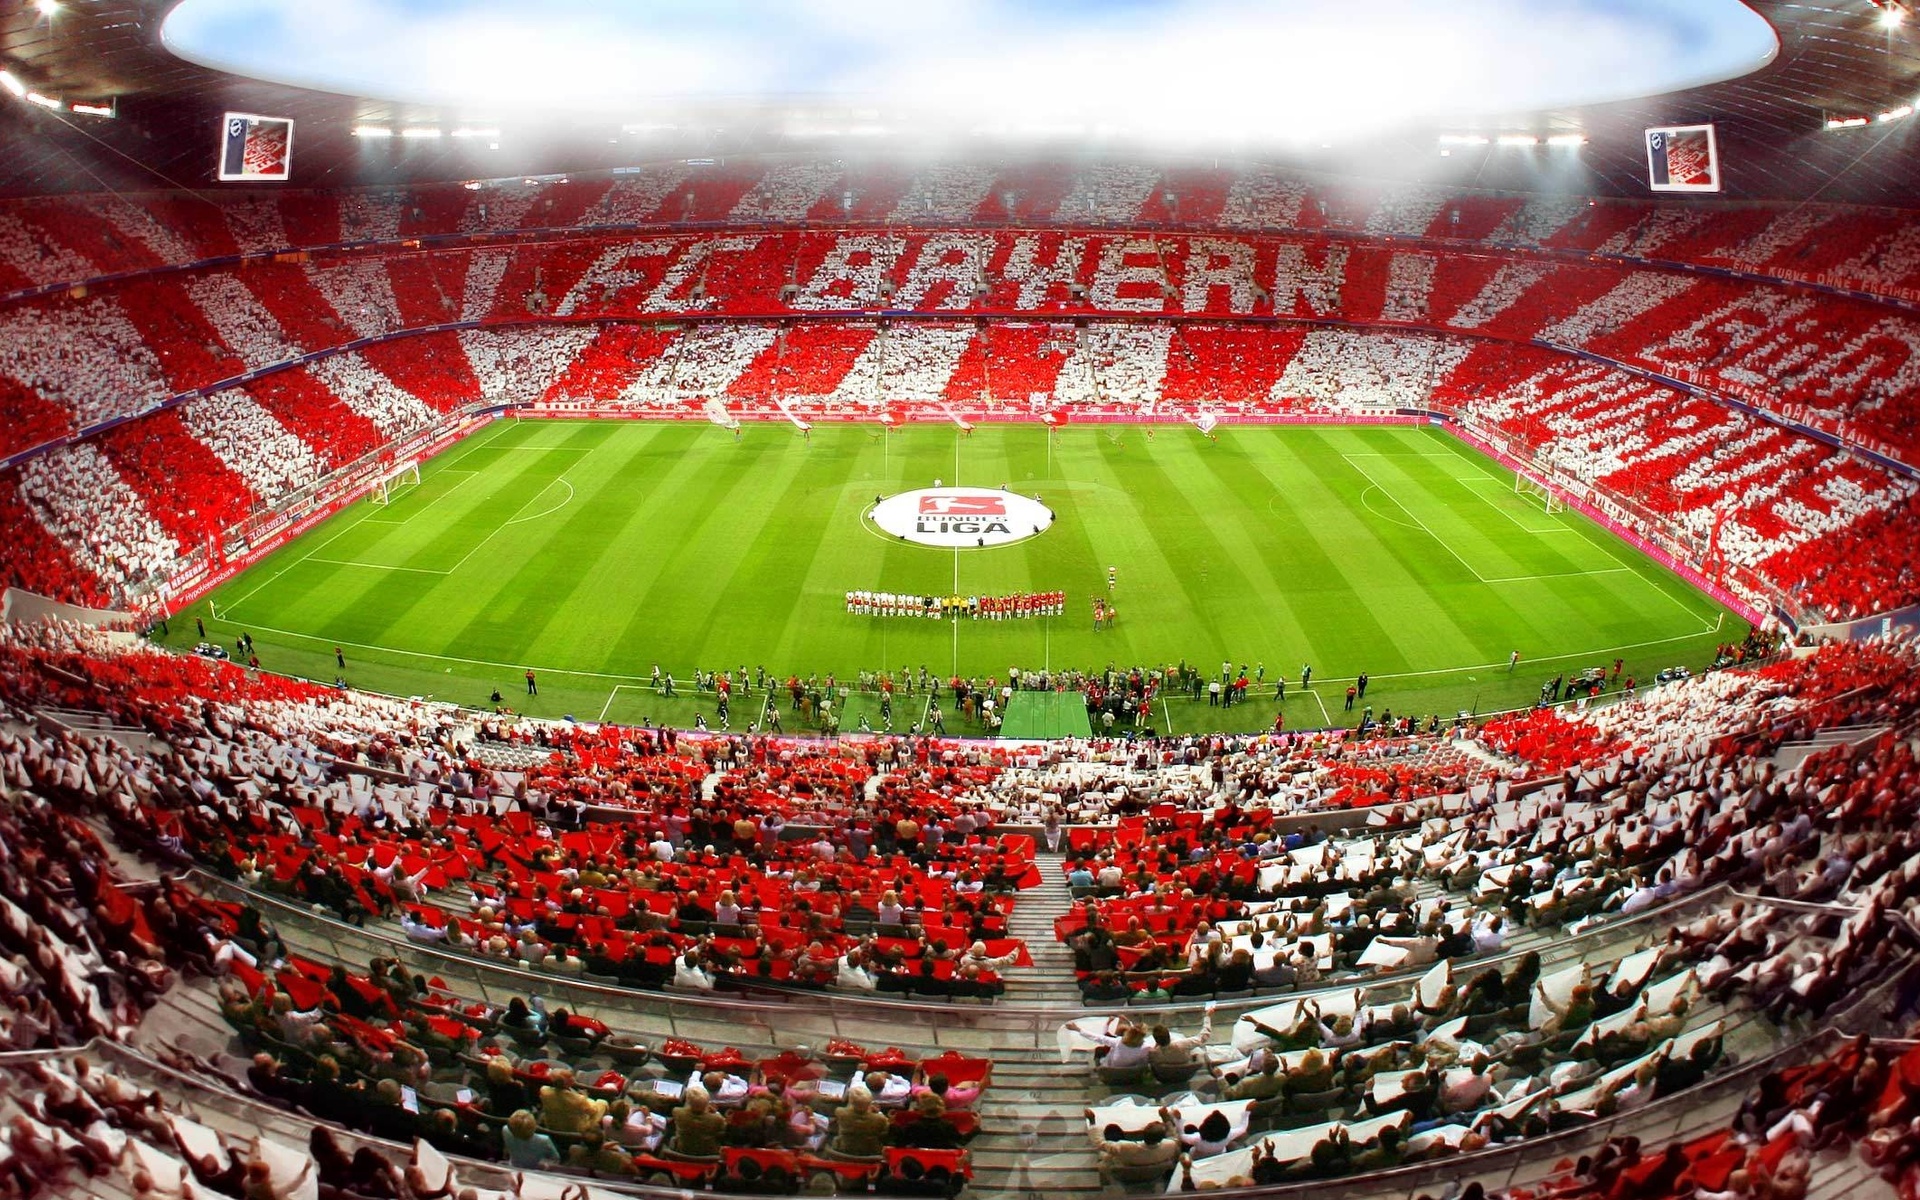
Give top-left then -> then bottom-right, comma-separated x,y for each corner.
846,590 -> 1065,619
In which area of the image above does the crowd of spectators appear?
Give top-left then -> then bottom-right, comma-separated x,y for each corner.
0,599 -> 1909,1195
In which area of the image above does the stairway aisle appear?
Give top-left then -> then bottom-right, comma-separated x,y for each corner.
968,850 -> 1105,1196
997,851 -> 1086,1008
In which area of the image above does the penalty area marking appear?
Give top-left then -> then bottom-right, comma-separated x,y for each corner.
362,469 -> 479,526
1341,454 -> 1538,585
213,504 -> 385,619
1452,475 -> 1571,537
296,478 -> 574,579
1339,454 -> 1704,611
1306,687 -> 1332,727
597,684 -> 645,724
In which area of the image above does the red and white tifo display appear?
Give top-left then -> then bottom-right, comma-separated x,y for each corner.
868,486 -> 1055,548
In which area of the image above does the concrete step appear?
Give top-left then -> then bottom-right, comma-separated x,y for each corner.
1807,1148 -> 1898,1200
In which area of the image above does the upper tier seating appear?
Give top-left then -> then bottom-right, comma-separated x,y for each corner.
5,167 -> 1918,307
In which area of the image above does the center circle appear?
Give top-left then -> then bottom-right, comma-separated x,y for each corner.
870,486 -> 1054,549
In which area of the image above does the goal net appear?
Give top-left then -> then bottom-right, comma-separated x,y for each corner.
1514,470 -> 1566,514
369,461 -> 422,506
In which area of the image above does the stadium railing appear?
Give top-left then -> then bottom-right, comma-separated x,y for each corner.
53,963 -> 1911,1200
190,869 -> 1740,1052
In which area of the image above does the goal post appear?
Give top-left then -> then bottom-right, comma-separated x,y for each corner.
369,461 -> 422,507
1514,469 -> 1566,514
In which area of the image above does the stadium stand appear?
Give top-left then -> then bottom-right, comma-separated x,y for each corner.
0,598 -> 1912,1196
3,157 -> 1920,1200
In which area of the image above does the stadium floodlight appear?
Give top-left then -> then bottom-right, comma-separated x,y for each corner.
1825,115 -> 1870,128
1437,134 -> 1489,145
0,71 -> 23,98
1878,104 -> 1913,121
1880,3 -> 1906,27
69,101 -> 114,117
34,0 -> 56,15
1547,133 -> 1588,146
450,127 -> 499,139
400,127 -> 442,138
1497,134 -> 1538,146
25,91 -> 60,109
351,125 -> 393,138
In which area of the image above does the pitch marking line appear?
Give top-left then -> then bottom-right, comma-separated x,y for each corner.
200,619 -> 660,683
362,469 -> 479,525
430,474 -> 581,576
1479,567 -> 1634,584
211,613 -> 1730,709
596,684 -> 648,724
1356,485 -> 1424,531
1314,620 -> 1726,687
1306,687 -> 1332,727
215,504 -> 383,618
1554,512 -> 1719,634
1452,475 -> 1571,536
1338,452 -> 1462,458
504,478 -> 575,526
302,477 -> 573,578
1342,455 -> 1701,604
1340,454 -> 1508,585
305,558 -> 452,576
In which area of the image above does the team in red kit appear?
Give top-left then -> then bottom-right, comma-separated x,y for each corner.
845,589 -> 1066,619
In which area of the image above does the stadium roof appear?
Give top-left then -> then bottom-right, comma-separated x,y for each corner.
2,0 -> 1918,204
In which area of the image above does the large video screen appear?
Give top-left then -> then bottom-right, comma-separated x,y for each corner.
218,113 -> 294,182
1645,124 -> 1720,193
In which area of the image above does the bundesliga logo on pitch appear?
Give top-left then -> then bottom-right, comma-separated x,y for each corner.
917,494 -> 1009,533
871,487 -> 1053,548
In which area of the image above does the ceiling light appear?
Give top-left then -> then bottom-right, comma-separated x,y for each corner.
25,92 -> 61,110
400,127 -> 442,138
0,72 -> 24,99
351,125 -> 392,138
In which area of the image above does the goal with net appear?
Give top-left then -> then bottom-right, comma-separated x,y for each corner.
1514,469 -> 1566,514
368,460 -> 422,507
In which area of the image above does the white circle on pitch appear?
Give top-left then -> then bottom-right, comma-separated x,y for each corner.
870,487 -> 1053,549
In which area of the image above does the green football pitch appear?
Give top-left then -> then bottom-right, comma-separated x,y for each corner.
160,418 -> 1736,736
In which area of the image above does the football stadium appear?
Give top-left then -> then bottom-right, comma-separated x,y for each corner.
0,2 -> 1918,1199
